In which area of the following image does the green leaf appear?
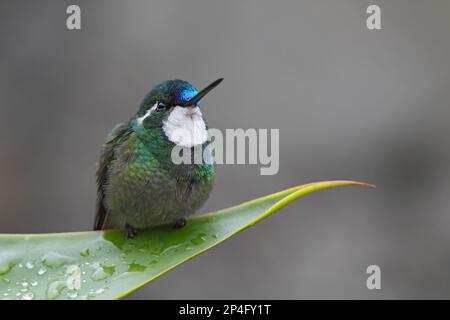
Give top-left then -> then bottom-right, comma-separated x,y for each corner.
0,180 -> 373,300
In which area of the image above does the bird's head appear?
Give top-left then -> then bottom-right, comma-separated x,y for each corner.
132,78 -> 223,148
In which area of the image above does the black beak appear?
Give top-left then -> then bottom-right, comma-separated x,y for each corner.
182,78 -> 223,107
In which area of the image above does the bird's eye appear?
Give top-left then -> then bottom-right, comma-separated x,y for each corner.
156,102 -> 167,111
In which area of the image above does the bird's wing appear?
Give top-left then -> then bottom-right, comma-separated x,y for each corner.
94,123 -> 132,230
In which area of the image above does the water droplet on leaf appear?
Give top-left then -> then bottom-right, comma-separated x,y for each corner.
67,290 -> 78,299
90,263 -> 111,281
41,252 -> 74,268
46,281 -> 66,300
0,251 -> 21,275
128,262 -> 146,272
37,267 -> 47,275
80,248 -> 90,257
191,233 -> 207,245
21,292 -> 34,300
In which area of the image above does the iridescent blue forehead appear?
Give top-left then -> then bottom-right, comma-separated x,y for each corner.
171,81 -> 199,105
178,88 -> 198,104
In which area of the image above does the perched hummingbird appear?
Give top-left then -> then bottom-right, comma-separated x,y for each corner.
94,78 -> 223,237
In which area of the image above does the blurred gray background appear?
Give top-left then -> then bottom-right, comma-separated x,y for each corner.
1,0 -> 450,299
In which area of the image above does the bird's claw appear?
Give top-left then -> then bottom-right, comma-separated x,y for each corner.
173,218 -> 187,229
125,223 -> 137,238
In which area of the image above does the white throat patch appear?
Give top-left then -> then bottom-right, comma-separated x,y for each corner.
162,106 -> 208,148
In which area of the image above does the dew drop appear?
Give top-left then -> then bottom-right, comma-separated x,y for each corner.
0,251 -> 20,275
94,288 -> 105,294
80,248 -> 90,257
67,290 -> 79,299
46,281 -> 66,300
91,267 -> 109,281
128,262 -> 146,272
25,261 -> 35,269
31,281 -> 38,287
41,252 -> 74,268
37,267 -> 47,275
21,292 -> 34,300
191,233 -> 207,245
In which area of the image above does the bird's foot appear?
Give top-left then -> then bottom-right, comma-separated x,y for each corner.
125,223 -> 137,238
173,217 -> 187,229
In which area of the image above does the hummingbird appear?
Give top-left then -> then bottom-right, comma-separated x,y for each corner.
94,78 -> 223,238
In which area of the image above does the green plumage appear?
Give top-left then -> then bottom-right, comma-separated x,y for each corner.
94,79 -> 221,235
